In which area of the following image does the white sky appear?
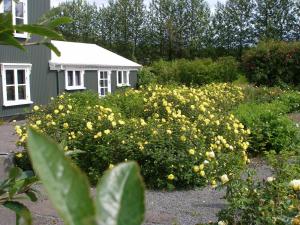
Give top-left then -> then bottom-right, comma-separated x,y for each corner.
51,0 -> 226,9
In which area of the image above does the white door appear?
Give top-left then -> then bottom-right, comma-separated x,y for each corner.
98,70 -> 111,96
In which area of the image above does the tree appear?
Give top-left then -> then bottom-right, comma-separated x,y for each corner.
254,0 -> 296,41
212,0 -> 256,57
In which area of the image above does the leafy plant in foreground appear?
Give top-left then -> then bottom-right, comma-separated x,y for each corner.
0,167 -> 38,224
27,128 -> 145,225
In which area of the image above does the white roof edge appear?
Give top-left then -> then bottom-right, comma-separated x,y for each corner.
49,40 -> 142,69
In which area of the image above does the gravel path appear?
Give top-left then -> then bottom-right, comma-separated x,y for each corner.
0,121 -> 274,225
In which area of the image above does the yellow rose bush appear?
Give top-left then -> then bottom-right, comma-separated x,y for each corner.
16,84 -> 250,188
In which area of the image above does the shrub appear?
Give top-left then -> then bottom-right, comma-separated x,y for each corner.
150,57 -> 241,86
277,91 -> 300,113
234,101 -> 300,154
242,85 -> 283,104
242,41 -> 300,86
16,84 -> 250,189
137,67 -> 158,87
214,150 -> 300,225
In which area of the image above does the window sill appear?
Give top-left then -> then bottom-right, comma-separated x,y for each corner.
65,86 -> 86,91
3,100 -> 33,107
117,84 -> 130,87
14,33 -> 29,39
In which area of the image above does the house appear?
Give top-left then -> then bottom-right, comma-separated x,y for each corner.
0,0 -> 142,118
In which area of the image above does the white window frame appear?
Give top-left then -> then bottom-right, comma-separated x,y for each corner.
65,69 -> 85,90
0,0 -> 28,39
117,70 -> 130,87
98,70 -> 111,97
1,63 -> 33,107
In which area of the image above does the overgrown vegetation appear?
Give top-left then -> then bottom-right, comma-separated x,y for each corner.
138,57 -> 241,86
211,150 -> 300,225
242,41 -> 300,87
16,84 -> 250,189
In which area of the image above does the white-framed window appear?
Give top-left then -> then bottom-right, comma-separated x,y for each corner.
65,70 -> 85,90
98,70 -> 111,97
1,63 -> 32,107
0,0 -> 28,38
117,70 -> 130,87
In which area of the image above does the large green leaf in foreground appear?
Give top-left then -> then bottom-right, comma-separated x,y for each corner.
96,162 -> 145,225
27,128 -> 96,225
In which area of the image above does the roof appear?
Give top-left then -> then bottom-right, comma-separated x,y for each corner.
49,41 -> 142,70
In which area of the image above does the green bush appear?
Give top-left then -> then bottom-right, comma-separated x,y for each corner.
242,85 -> 283,104
16,84 -> 250,189
242,41 -> 300,86
234,101 -> 300,154
137,67 -> 158,87
278,91 -> 300,113
150,57 -> 241,86
213,150 -> 300,225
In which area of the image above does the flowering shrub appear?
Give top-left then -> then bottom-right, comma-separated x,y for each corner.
212,150 -> 300,225
16,84 -> 250,189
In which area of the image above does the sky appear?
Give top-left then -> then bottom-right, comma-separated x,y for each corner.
51,0 -> 226,9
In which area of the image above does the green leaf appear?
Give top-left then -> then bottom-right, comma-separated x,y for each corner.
3,201 -> 32,225
42,42 -> 61,56
25,191 -> 38,202
27,128 -> 96,225
95,162 -> 145,225
14,24 -> 64,40
0,32 -> 25,50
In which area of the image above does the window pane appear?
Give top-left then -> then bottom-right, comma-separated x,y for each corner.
6,70 -> 14,85
17,70 -> 25,84
103,72 -> 107,79
16,18 -> 24,25
18,85 -> 26,100
75,71 -> 81,86
123,71 -> 128,84
118,71 -> 122,84
104,80 -> 108,87
100,72 -> 103,79
67,71 -> 73,86
4,0 -> 12,12
100,88 -> 104,96
15,2 -> 24,17
100,80 -> 104,87
7,86 -> 15,101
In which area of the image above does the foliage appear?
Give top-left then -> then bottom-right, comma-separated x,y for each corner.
233,101 -> 300,154
46,0 -> 300,62
213,150 -> 300,225
137,67 -> 157,87
149,57 -> 241,86
242,41 -> 300,86
16,84 -> 250,189
242,85 -> 283,104
0,167 -> 38,225
27,128 -> 145,225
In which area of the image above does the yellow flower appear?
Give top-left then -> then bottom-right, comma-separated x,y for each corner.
220,174 -> 229,184
190,105 -> 195,110
64,146 -> 68,151
188,148 -> 195,155
289,179 -> 300,191
54,109 -> 59,114
199,170 -> 205,177
36,120 -> 42,126
140,119 -> 147,126
86,122 -> 93,130
16,152 -> 23,158
166,129 -> 172,135
104,129 -> 111,135
63,123 -> 69,129
193,166 -> 199,173
167,174 -> 175,181
109,164 -> 114,169
112,121 -> 117,127
211,180 -> 217,188
67,105 -> 73,110
58,105 -> 64,110
46,114 -> 52,120
206,151 -> 215,159
118,120 -> 125,125
199,164 -> 204,170
180,135 -> 187,142
152,130 -> 158,135
33,105 -> 39,111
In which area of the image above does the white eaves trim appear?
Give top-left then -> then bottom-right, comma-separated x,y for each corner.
49,41 -> 142,70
